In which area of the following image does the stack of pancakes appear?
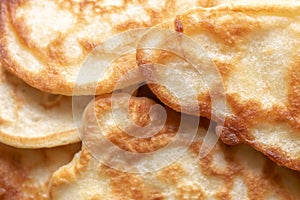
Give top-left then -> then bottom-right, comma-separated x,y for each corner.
0,0 -> 300,199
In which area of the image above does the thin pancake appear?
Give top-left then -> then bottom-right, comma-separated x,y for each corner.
0,64 -> 78,148
137,5 -> 300,171
50,94 -> 300,200
0,142 -> 81,200
0,0 -> 214,96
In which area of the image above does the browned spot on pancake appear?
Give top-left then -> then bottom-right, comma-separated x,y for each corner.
183,10 -> 259,46
197,93 -> 212,118
217,116 -> 248,145
106,130 -> 175,153
246,176 -> 267,200
199,144 -> 242,182
176,184 -> 205,200
104,167 -> 145,200
115,21 -> 148,32
174,16 -> 184,33
104,166 -> 165,200
287,59 -> 300,122
215,192 -> 231,200
198,0 -> 215,7
213,59 -> 234,79
76,147 -> 93,173
227,95 -> 265,124
218,125 -> 241,145
199,145 -> 223,176
157,163 -> 187,185
156,149 -> 207,199
223,146 -> 244,170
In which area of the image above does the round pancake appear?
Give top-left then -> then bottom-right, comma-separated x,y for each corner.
136,5 -> 300,171
0,64 -> 79,148
50,94 -> 300,200
0,142 -> 80,200
0,0 -> 214,96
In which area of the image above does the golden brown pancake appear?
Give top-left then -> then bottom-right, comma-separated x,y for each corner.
0,142 -> 80,200
50,94 -> 300,200
0,0 -> 215,96
136,4 -> 300,171
0,64 -> 78,148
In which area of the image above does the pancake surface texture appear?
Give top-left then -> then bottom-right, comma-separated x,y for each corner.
0,0 -> 215,95
137,5 -> 300,171
50,94 -> 300,200
0,65 -> 78,148
0,142 -> 80,200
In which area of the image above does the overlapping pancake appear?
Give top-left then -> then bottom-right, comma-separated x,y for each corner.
136,5 -> 300,171
0,0 -> 217,96
0,142 -> 80,200
0,64 -> 78,148
50,94 -> 300,200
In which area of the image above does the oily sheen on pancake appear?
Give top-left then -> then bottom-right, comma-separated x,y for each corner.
0,65 -> 78,148
50,94 -> 300,200
137,5 -> 300,171
0,142 -> 80,200
0,0 -> 217,96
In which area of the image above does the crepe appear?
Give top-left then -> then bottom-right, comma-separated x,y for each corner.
136,5 -> 300,171
0,0 -> 218,96
0,64 -> 78,148
0,142 -> 80,200
50,94 -> 300,200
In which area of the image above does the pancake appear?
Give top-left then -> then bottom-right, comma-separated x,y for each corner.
0,0 -> 215,96
0,142 -> 81,200
136,5 -> 300,171
50,94 -> 300,200
0,64 -> 78,148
